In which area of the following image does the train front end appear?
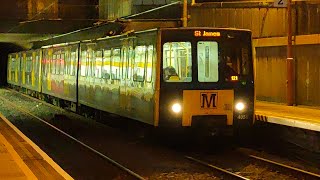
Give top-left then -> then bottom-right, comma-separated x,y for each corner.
157,28 -> 254,135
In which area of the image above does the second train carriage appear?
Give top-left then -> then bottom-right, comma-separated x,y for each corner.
7,27 -> 255,134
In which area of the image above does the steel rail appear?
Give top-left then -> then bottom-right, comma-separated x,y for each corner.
0,94 -> 145,180
185,156 -> 250,180
249,155 -> 320,179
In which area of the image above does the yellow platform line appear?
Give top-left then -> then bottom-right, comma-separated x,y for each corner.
0,133 -> 37,180
0,113 -> 74,180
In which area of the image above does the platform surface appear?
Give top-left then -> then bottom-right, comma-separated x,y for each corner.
255,101 -> 320,132
0,113 -> 73,180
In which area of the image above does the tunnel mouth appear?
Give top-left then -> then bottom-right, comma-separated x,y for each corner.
0,43 -> 25,87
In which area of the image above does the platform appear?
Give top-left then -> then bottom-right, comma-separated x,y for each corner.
0,113 -> 73,180
255,101 -> 320,132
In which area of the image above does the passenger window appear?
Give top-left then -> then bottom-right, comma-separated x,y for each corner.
146,45 -> 154,82
133,46 -> 146,82
111,48 -> 121,80
52,54 -> 56,74
102,50 -> 111,79
162,42 -> 192,82
121,47 -> 128,79
26,55 -> 32,73
95,50 -> 103,78
64,50 -> 70,75
197,41 -> 219,82
11,57 -> 15,71
35,53 -> 39,75
80,51 -> 87,76
70,50 -> 77,76
86,49 -> 94,77
127,47 -> 133,80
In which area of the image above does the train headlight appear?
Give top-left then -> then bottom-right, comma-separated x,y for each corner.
171,103 -> 182,113
235,102 -> 245,112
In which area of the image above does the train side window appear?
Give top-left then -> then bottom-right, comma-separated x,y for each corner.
197,41 -> 219,82
11,57 -> 16,71
59,52 -> 64,75
35,53 -> 39,76
133,46 -> 146,82
162,42 -> 192,82
64,49 -> 70,75
95,50 -> 103,78
43,50 -> 48,76
70,50 -> 77,76
102,50 -> 111,79
26,55 -> 32,73
111,48 -> 121,80
87,48 -> 94,77
52,54 -> 57,74
127,46 -> 133,80
121,47 -> 128,79
80,51 -> 87,76
146,45 -> 154,82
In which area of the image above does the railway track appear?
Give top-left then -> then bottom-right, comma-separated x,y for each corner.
186,152 -> 320,180
1,88 -> 319,180
248,154 -> 320,179
0,92 -> 145,180
185,156 -> 250,179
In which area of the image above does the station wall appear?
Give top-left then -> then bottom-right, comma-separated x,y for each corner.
189,2 -> 320,106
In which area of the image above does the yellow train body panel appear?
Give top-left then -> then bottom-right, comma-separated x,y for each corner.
182,90 -> 234,126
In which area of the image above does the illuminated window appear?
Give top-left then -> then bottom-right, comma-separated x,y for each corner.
111,48 -> 121,80
121,47 -> 128,79
80,51 -> 87,76
70,50 -> 77,76
133,46 -> 146,82
162,42 -> 192,82
95,50 -> 103,78
102,50 -> 111,79
146,45 -> 154,82
197,41 -> 219,82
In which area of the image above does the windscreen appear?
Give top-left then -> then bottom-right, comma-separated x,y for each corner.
161,31 -> 252,83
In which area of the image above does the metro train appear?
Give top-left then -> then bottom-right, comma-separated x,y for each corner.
7,27 -> 255,135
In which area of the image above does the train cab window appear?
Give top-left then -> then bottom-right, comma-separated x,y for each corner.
102,50 -> 111,79
197,41 -> 219,82
95,50 -> 103,78
111,48 -> 121,80
146,45 -> 154,82
162,42 -> 192,82
133,46 -> 146,82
